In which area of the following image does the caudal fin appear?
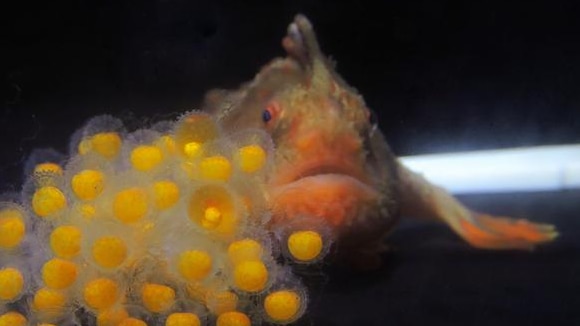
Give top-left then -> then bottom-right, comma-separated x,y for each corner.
396,161 -> 558,250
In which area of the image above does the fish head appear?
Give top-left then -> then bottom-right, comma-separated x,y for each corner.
206,15 -> 399,245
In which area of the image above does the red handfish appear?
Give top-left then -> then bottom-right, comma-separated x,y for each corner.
0,13 -> 562,326
205,14 -> 558,268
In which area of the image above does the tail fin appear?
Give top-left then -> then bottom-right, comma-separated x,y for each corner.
396,161 -> 558,250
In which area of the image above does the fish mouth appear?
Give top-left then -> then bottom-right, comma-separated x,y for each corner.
268,159 -> 380,228
272,158 -> 368,187
294,165 -> 359,181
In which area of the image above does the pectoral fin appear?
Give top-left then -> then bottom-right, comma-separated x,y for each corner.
396,161 -> 558,249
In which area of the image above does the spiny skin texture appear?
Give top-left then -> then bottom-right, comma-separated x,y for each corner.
205,16 -> 400,265
205,14 -> 558,267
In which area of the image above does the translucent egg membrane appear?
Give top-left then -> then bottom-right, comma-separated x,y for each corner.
0,112 -> 326,326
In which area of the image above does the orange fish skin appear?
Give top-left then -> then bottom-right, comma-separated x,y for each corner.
204,15 -> 400,264
205,14 -> 557,267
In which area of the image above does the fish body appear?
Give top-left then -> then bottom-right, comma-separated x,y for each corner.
206,15 -> 558,267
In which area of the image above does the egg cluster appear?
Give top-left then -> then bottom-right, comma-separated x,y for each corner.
0,112 -> 332,326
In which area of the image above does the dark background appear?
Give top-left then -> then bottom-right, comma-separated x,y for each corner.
1,1 -> 580,325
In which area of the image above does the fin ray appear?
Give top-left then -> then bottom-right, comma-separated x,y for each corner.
397,161 -> 558,249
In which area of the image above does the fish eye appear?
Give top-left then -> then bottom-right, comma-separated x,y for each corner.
262,109 -> 272,123
262,103 -> 279,124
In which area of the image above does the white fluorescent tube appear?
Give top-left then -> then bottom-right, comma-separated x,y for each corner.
400,144 -> 580,194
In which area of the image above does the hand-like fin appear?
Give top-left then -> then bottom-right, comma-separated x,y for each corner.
397,161 -> 558,249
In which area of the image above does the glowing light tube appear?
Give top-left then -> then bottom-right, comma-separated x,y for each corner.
400,145 -> 580,194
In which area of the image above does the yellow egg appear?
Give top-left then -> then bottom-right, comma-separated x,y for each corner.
200,155 -> 232,181
201,206 -> 222,229
188,185 -> 237,237
228,239 -> 263,265
34,162 -> 63,176
0,208 -> 26,248
83,278 -> 119,310
174,113 -> 219,157
264,290 -> 302,323
96,307 -> 129,326
184,142 -> 202,159
130,145 -> 164,171
237,145 -> 267,173
32,186 -> 67,217
165,313 -> 201,326
32,288 -> 67,315
0,267 -> 24,300
153,180 -> 180,209
177,250 -> 213,281
233,261 -> 268,293
71,169 -> 105,200
91,132 -> 122,159
50,225 -> 82,259
113,187 -> 148,223
91,236 -> 128,269
42,258 -> 78,289
216,311 -> 251,326
141,283 -> 175,313
0,312 -> 27,326
287,230 -> 323,262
